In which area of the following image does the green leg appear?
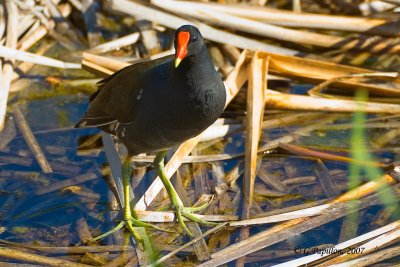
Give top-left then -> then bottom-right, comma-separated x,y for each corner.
94,156 -> 166,242
121,156 -> 143,241
153,151 -> 215,236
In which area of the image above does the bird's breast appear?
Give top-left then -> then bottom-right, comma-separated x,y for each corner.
131,68 -> 226,149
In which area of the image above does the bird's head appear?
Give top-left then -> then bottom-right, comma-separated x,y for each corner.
174,25 -> 204,68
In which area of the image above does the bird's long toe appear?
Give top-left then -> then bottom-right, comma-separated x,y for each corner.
172,204 -> 217,237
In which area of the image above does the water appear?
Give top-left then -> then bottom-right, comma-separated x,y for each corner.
1,47 -> 399,267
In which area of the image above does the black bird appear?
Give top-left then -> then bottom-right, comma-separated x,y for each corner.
76,25 -> 226,237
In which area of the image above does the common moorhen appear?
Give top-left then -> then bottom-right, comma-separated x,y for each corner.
76,25 -> 226,238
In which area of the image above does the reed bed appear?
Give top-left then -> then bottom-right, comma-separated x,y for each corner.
0,0 -> 400,266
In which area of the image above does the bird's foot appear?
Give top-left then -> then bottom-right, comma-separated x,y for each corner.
172,197 -> 217,236
93,216 -> 168,242
93,155 -> 170,242
153,150 -> 218,236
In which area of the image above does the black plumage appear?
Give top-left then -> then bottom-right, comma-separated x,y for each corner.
76,25 -> 226,155
75,25 -> 226,237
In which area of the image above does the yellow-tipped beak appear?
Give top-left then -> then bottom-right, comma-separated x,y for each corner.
175,31 -> 190,69
175,58 -> 182,68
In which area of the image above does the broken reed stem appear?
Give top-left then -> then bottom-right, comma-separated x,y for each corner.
153,0 -> 344,48
0,46 -> 81,69
265,93 -> 400,113
255,51 -> 400,97
319,228 -> 400,266
100,133 -> 126,207
13,107 -> 53,173
153,0 -> 400,53
340,244 -> 400,267
35,173 -> 97,195
243,52 -> 267,211
89,32 -> 140,54
198,171 -> 398,266
150,223 -> 228,267
102,251 -> 136,267
154,0 -> 399,36
0,246 -> 91,267
17,1 -> 72,51
273,220 -> 400,267
237,52 -> 267,266
279,143 -> 385,168
110,0 -> 296,55
0,0 -> 18,131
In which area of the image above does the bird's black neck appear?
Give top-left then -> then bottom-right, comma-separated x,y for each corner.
175,46 -> 216,81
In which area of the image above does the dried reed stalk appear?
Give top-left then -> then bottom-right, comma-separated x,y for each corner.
159,1 -> 399,36
109,0 -> 296,55
13,107 -> 53,173
152,0 -> 400,53
258,52 -> 400,96
0,246 -> 91,267
243,51 -> 267,211
0,0 -> 18,131
266,93 -> 400,113
237,52 -> 267,266
153,0 -> 345,48
0,46 -> 81,69
198,170 -> 398,266
273,220 -> 400,267
89,32 -> 140,54
17,1 -> 72,51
